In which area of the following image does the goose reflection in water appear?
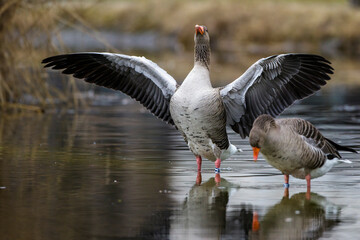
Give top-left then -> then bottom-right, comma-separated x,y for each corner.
251,192 -> 341,240
170,177 -> 259,239
170,176 -> 342,240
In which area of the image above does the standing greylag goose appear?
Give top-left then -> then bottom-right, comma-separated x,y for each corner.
42,25 -> 333,181
249,114 -> 357,194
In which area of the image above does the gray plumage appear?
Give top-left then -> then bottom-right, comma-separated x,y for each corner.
249,114 -> 357,179
221,54 -> 333,138
42,25 -> 334,166
42,53 -> 177,125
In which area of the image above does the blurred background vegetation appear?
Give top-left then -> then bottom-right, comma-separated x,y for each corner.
1,0 -> 360,113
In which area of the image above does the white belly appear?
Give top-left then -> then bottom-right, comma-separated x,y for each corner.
170,88 -> 237,161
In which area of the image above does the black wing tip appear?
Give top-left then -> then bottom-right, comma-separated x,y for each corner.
42,53 -> 73,62
277,53 -> 334,76
41,52 -> 105,66
298,54 -> 334,77
41,58 -> 50,64
341,146 -> 358,154
299,54 -> 333,65
286,53 -> 333,66
325,137 -> 358,154
42,55 -> 61,64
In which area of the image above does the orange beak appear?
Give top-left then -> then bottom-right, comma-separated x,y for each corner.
252,211 -> 260,232
195,25 -> 204,35
252,147 -> 260,162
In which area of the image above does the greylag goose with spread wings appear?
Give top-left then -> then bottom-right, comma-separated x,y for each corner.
42,25 -> 333,182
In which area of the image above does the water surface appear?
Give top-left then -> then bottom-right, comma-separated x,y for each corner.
0,87 -> 359,240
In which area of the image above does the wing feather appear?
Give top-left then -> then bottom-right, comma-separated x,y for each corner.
220,54 -> 333,138
278,118 -> 340,159
42,52 -> 178,124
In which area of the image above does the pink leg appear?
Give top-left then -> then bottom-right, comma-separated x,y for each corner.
196,172 -> 202,185
305,173 -> 311,200
215,158 -> 221,185
284,174 -> 290,188
215,173 -> 221,185
215,158 -> 221,170
196,156 -> 202,172
283,188 -> 289,198
284,174 -> 289,184
283,175 -> 290,197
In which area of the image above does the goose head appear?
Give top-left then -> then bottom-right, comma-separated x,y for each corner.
249,114 -> 277,161
194,24 -> 210,69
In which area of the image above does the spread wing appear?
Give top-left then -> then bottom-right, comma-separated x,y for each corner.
42,52 -> 178,124
220,54 -> 333,138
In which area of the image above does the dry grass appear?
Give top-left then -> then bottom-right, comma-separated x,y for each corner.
1,1 -> 51,111
75,0 -> 360,50
0,0 -> 359,113
0,0 -> 94,112
62,0 -> 360,86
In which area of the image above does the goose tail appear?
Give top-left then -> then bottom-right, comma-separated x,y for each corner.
338,159 -> 352,164
325,138 -> 358,153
